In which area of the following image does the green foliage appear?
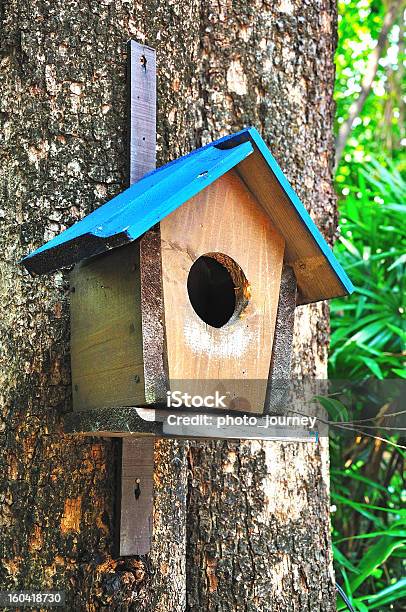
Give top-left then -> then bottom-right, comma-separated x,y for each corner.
330,159 -> 406,380
329,433 -> 406,611
330,1 -> 405,609
335,0 -> 404,179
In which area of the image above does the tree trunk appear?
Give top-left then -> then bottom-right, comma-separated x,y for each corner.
0,1 -> 337,610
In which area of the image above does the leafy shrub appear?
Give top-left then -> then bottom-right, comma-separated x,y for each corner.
330,159 -> 405,381
329,159 -> 405,610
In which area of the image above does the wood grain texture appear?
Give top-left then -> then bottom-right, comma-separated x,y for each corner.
265,265 -> 297,413
139,228 -> 168,404
236,153 -> 342,304
118,438 -> 154,556
128,41 -> 156,184
160,170 -> 285,413
70,242 -> 146,411
119,40 -> 158,558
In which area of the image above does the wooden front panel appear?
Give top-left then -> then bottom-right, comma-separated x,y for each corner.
70,242 -> 145,411
160,170 -> 285,413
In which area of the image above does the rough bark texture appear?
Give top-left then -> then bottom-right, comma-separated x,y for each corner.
0,1 -> 337,610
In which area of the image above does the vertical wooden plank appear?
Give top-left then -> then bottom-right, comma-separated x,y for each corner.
265,265 -> 297,413
139,227 -> 169,404
119,438 -> 155,556
127,41 -> 156,184
117,40 -> 157,557
129,40 -> 167,406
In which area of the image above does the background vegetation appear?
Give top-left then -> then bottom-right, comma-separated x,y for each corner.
330,0 -> 405,609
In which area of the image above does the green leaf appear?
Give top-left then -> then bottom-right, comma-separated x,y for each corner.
366,577 -> 406,609
353,601 -> 369,612
359,356 -> 384,379
340,235 -> 362,258
332,493 -> 406,519
331,493 -> 385,527
333,469 -> 388,493
333,545 -> 361,574
392,368 -> 406,378
336,568 -> 356,612
334,529 -> 406,544
350,536 -> 406,591
313,396 -> 349,421
387,253 -> 406,271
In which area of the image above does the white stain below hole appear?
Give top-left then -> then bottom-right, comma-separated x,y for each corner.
184,318 -> 252,359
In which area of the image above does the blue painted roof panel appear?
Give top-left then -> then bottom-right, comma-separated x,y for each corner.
22,139 -> 254,273
246,127 -> 354,296
21,126 -> 354,302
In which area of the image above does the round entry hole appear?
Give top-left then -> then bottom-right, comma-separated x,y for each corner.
187,253 -> 250,328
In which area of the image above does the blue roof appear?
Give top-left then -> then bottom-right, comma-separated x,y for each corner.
21,127 -> 353,304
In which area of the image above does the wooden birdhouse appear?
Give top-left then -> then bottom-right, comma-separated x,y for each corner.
22,127 -> 353,436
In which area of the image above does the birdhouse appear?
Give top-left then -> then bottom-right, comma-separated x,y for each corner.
22,127 -> 353,437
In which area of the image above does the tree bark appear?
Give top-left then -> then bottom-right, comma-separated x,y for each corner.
1,1 -> 337,610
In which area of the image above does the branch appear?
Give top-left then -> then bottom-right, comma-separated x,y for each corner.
334,0 -> 403,169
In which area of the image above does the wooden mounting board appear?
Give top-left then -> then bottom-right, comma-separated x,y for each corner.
116,40 -> 157,557
117,438 -> 154,556
127,40 -> 156,183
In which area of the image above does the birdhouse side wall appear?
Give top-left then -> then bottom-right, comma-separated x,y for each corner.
70,242 -> 146,411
